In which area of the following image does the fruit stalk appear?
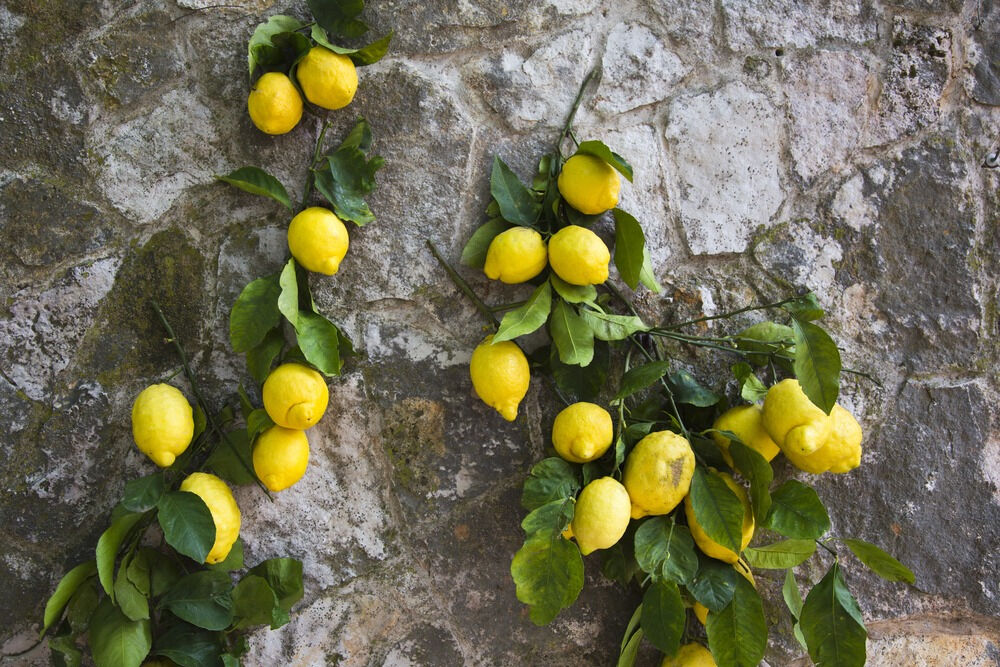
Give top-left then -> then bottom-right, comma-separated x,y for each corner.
426,239 -> 499,328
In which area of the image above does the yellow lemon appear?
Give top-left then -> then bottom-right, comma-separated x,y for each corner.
782,404 -> 862,474
761,379 -> 833,456
131,384 -> 194,468
469,335 -> 529,421
551,402 -> 614,463
711,404 -> 780,467
557,153 -> 621,215
296,46 -> 358,110
684,470 -> 754,564
623,431 -> 695,519
288,206 -> 350,275
247,72 -> 303,135
253,425 -> 310,492
661,643 -> 717,667
483,227 -> 547,284
179,472 -> 241,564
262,363 -> 329,429
547,225 -> 610,286
694,559 -> 755,624
570,477 -> 631,556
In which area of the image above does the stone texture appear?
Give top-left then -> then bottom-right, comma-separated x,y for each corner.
722,0 -> 877,51
593,22 -> 689,115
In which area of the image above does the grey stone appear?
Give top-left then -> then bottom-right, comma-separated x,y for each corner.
722,0 -> 877,51
593,22 -> 689,115
969,28 -> 1000,105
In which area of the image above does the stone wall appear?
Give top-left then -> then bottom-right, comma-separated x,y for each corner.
1,0 -> 998,664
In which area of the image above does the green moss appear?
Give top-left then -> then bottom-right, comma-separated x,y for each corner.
380,398 -> 445,495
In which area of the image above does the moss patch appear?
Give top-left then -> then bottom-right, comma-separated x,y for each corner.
380,397 -> 445,496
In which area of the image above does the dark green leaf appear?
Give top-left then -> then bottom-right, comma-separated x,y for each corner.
743,540 -> 816,569
246,328 -> 284,387
579,309 -> 648,341
511,532 -> 584,625
66,581 -> 99,635
494,281 -> 552,343
640,580 -> 684,655
612,208 -> 645,289
206,431 -> 257,486
97,513 -> 143,597
313,126 -> 383,226
114,558 -> 149,622
216,167 -> 291,209
667,370 -> 720,407
246,409 -> 274,444
230,275 -> 281,354
792,319 -> 841,414
616,628 -> 643,667
125,550 -> 150,597
89,598 -> 151,667
349,31 -> 393,65
842,538 -> 915,584
633,518 -> 698,585
521,458 -> 581,511
133,548 -> 182,598
689,468 -> 744,554
222,656 -> 241,667
764,480 -> 831,540
207,538 -> 245,572
49,634 -> 82,667
613,360 -> 671,403
575,141 -> 634,182
800,563 -> 867,667
278,258 -> 299,328
153,621 -> 221,667
690,434 -> 730,471
157,492 -> 216,564
491,156 -> 541,227
122,475 -> 165,514
43,561 -> 97,636
307,0 -> 367,39
550,342 -> 609,402
521,499 -> 574,537
248,558 -> 304,612
248,15 -> 305,76
193,404 -> 207,440
705,575 -> 767,667
460,218 -> 509,268
294,311 -> 343,376
159,571 -> 234,631
602,534 -> 640,587
728,441 -> 772,523
231,575 -> 279,630
732,362 -> 768,403
688,556 -> 738,612
550,274 -> 597,304
549,299 -> 594,366
783,568 -> 803,619
783,292 -> 824,321
734,322 -> 795,367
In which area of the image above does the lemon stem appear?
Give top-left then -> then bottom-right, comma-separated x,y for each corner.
425,239 -> 499,329
301,119 -> 334,210
818,539 -> 839,558
658,295 -> 801,331
556,68 -> 597,157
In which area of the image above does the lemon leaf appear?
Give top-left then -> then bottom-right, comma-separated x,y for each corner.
764,480 -> 830,539
490,156 -> 541,227
800,563 -> 867,667
612,208 -> 646,289
231,575 -> 280,630
705,575 -> 767,667
294,311 -> 343,376
783,568 -> 804,619
307,0 -> 368,40
114,558 -> 149,622
641,580 -> 685,656
206,431 -> 257,487
217,167 -> 292,209
246,328 -> 284,387
667,370 -> 720,407
156,492 -> 216,564
66,581 -> 99,635
688,555 -> 738,612
689,467 -> 744,554
41,560 -> 97,637
616,626 -> 643,667
841,538 -> 915,584
247,558 -> 304,612
461,218 -> 509,268
230,275 -> 282,353
158,571 -> 234,631
277,258 -> 299,329
246,408 -> 275,444
121,474 -> 165,513
350,31 -> 393,65
549,274 -> 597,304
521,457 -> 581,511
575,140 -> 634,182
791,319 -> 841,414
612,360 -> 671,403
493,281 -> 552,343
549,299 -> 594,366
579,309 -> 648,341
743,539 -> 816,569
634,517 -> 697,585
549,341 -> 609,403
728,441 -> 772,523
207,537 -> 245,573
88,598 -> 151,667
511,532 -> 584,626
96,512 -> 143,598
48,634 -> 82,667
248,15 -> 305,76
152,622 -> 222,666
521,499 -> 574,537
782,292 -> 824,321
314,146 -> 384,226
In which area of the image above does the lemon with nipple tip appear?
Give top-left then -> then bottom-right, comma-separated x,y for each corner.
262,363 -> 329,429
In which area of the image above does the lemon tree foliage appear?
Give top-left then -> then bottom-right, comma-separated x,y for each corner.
434,73 -> 914,667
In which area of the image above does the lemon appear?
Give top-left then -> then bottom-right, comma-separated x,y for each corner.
483,227 -> 547,284
469,335 -> 530,421
296,46 -> 358,110
131,384 -> 195,468
179,472 -> 241,564
570,477 -> 631,556
761,379 -> 833,456
782,404 -> 862,474
551,402 -> 614,463
711,404 -> 780,467
623,431 -> 695,519
247,72 -> 303,135
262,363 -> 329,430
547,225 -> 610,286
288,206 -> 349,275
684,470 -> 754,564
661,643 -> 717,667
694,559 -> 755,624
557,153 -> 621,215
253,425 -> 310,492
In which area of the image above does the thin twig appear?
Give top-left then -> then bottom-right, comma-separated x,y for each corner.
301,120 -> 334,210
426,240 -> 499,329
556,68 -> 597,157
661,296 -> 800,331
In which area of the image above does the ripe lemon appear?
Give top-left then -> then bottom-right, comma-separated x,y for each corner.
551,402 -> 614,463
247,72 -> 303,135
782,404 -> 862,474
547,225 -> 610,286
288,206 -> 349,275
131,384 -> 194,467
711,404 -> 780,467
694,559 -> 755,624
483,227 -> 547,284
684,470 -> 754,564
661,643 -> 716,667
557,153 -> 621,215
623,430 -> 695,519
253,425 -> 310,492
296,46 -> 358,110
761,379 -> 833,456
469,335 -> 530,421
570,477 -> 631,556
179,472 -> 241,564
262,363 -> 329,430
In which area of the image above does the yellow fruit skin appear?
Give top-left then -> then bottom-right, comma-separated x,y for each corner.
571,477 -> 631,556
551,402 -> 614,463
782,404 -> 862,474
253,426 -> 310,492
483,227 -> 547,284
711,404 -> 780,466
262,363 -> 329,430
547,225 -> 611,286
761,379 -> 833,456
179,473 -> 241,564
661,643 -> 717,667
288,207 -> 350,275
296,47 -> 358,110
623,431 -> 695,519
469,336 -> 530,421
131,384 -> 194,467
247,72 -> 303,135
557,154 -> 621,215
684,471 -> 754,564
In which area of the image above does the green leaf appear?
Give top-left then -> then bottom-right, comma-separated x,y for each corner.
800,563 -> 867,667
743,539 -> 816,569
132,548 -> 182,598
460,218 -> 510,268
231,575 -> 280,630
158,571 -> 234,631
728,441 -> 772,523
783,568 -> 804,619
521,458 -> 581,511
207,537 -> 245,572
247,558 -> 304,612
293,311 -> 343,376
89,598 -> 151,667
277,258 -> 299,328
689,468 -> 744,554
349,30 -> 393,65
734,321 -> 795,367
157,492 -> 216,564
613,360 -> 671,403
121,475 -> 165,514
246,408 -> 275,444
222,656 -> 241,667
792,318 -> 841,414
640,580 -> 684,655
206,431 -> 257,486
246,328 -> 284,387
66,582 -> 99,635
732,362 -> 769,403
764,480 -> 831,540
49,634 -> 82,667
842,538 -> 915,584
230,275 -> 281,354
633,518 -> 698,585
549,299 -> 594,366
638,245 -> 661,293
216,167 -> 291,209
42,561 -> 97,637
494,281 -> 552,343
579,309 -> 648,341
688,556 -> 738,612
690,434 -> 731,471
125,551 -> 150,597
114,558 -> 149,622
550,342 -> 609,402
705,575 -> 767,667
307,0 -> 367,39
616,627 -> 643,667
612,208 -> 646,289
490,156 -> 541,227
575,141 -> 634,182
511,532 -> 584,625
248,15 -> 305,76
783,292 -> 825,321
313,122 -> 383,226
153,621 -> 221,667
667,370 -> 720,407
521,499 -> 574,537
193,404 -> 207,441
602,534 -> 640,587
549,274 -> 597,304
97,513 -> 143,597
